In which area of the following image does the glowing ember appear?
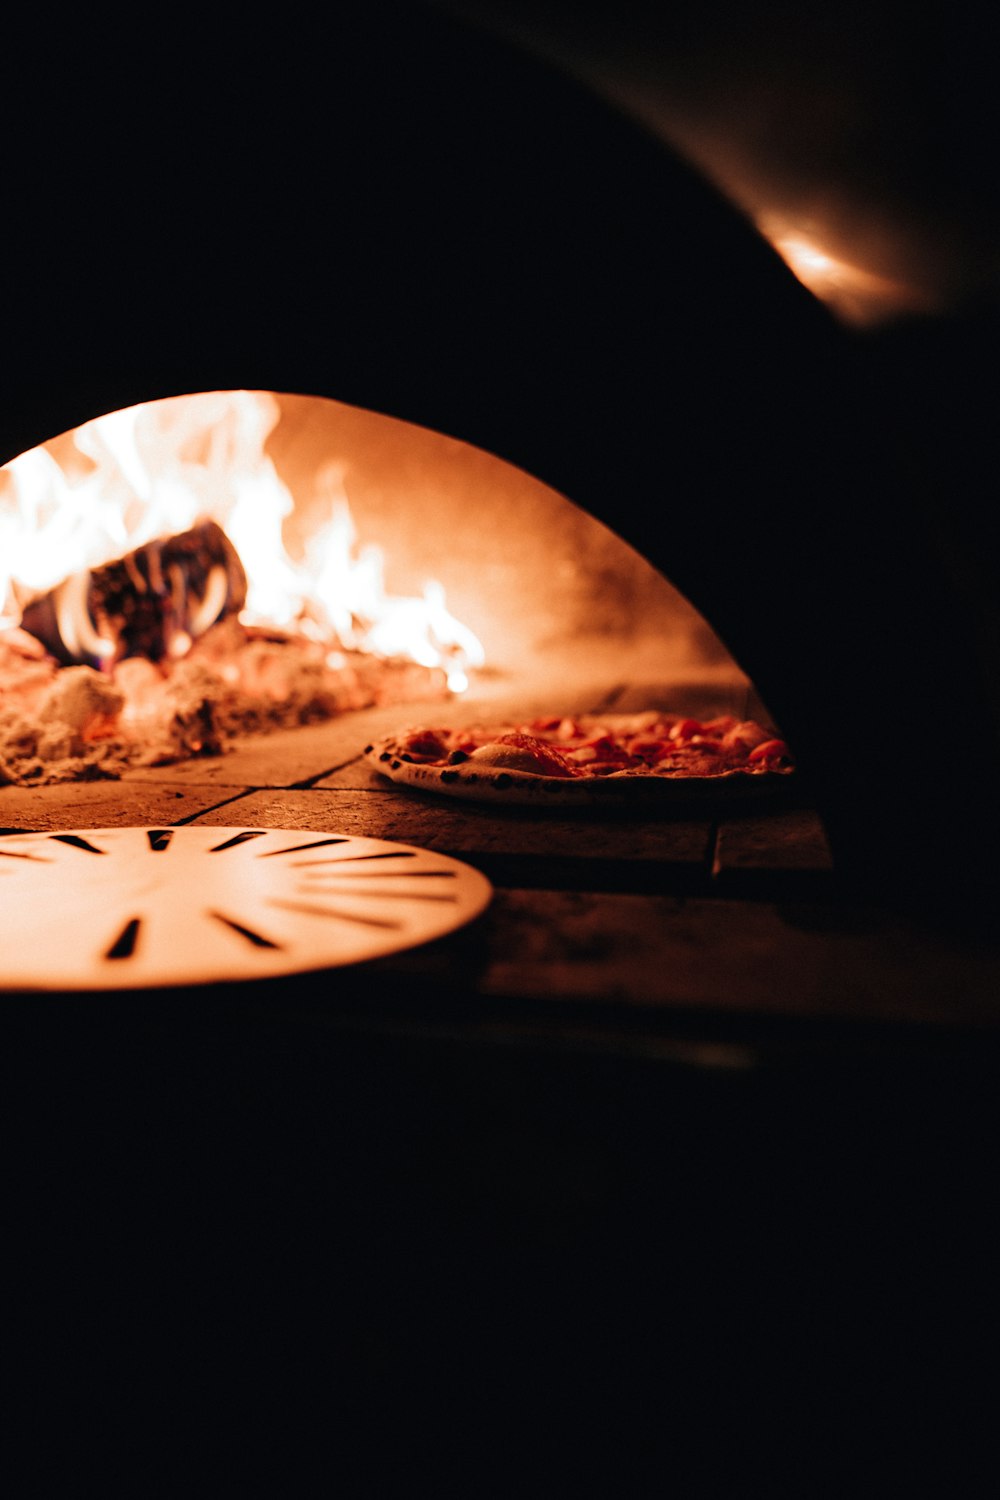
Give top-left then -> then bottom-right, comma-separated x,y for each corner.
0,391 -> 484,690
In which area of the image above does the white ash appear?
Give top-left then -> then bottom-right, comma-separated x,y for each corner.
39,667 -> 125,731
0,619 -> 450,787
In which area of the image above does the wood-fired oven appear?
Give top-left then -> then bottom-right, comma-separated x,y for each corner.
4,3 -> 999,1472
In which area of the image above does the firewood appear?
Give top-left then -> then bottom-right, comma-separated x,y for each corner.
18,519 -> 247,667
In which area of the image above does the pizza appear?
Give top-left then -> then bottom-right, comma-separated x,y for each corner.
364,711 -> 793,805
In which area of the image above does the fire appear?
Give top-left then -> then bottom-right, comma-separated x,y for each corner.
0,390 -> 484,691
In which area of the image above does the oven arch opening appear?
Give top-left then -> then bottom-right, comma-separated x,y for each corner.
1,387 -> 771,773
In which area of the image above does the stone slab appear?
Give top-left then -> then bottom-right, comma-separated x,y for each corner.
469,892 -> 1000,1026
121,720 -> 379,790
0,779 -> 249,832
188,787 -> 714,890
376,888 -> 1000,1028
712,809 -> 833,895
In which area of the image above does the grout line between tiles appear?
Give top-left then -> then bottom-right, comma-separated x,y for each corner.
171,789 -> 262,826
289,759 -> 359,790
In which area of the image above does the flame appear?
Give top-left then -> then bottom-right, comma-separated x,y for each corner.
0,391 -> 484,691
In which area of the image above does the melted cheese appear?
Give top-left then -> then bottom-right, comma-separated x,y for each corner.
467,742 -> 548,774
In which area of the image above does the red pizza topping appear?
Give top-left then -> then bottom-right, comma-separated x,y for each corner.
747,737 -> 792,765
564,733 -> 635,767
381,711 -> 793,784
399,727 -> 451,760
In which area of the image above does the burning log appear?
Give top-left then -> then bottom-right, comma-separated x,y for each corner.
17,519 -> 247,668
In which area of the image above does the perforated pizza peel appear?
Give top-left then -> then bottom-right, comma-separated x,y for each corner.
0,826 -> 492,991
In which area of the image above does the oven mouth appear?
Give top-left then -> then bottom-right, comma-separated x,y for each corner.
1,388 -> 762,789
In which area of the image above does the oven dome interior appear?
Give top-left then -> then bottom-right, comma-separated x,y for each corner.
1,389 -> 752,705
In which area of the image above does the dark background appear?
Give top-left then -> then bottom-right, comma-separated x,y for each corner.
442,0 -> 1000,315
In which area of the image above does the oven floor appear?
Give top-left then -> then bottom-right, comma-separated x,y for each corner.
6,688 -> 999,1463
